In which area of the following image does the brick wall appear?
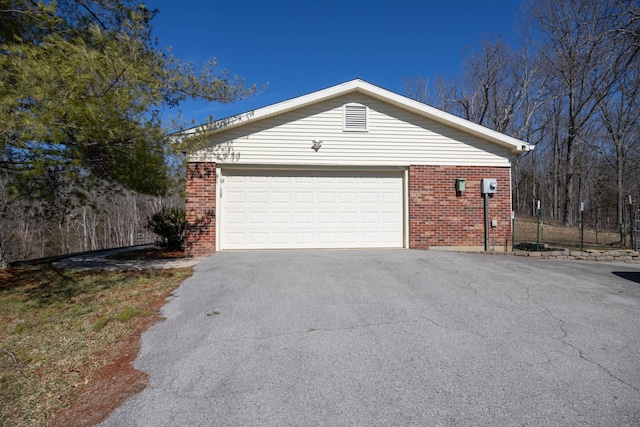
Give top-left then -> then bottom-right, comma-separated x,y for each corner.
409,165 -> 512,250
186,163 -> 512,255
185,162 -> 216,257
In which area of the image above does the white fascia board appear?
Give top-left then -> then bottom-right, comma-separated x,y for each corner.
194,79 -> 533,155
184,80 -> 363,137
352,81 -> 533,154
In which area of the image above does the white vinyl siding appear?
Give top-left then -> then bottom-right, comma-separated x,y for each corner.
219,169 -> 404,250
194,93 -> 513,167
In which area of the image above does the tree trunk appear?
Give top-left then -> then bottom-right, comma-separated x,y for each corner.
553,126 -> 559,220
0,242 -> 8,270
617,140 -> 625,244
563,90 -> 577,226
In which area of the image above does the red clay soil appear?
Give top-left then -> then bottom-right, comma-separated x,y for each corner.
50,297 -> 168,427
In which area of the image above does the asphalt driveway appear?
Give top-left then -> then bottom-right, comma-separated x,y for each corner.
100,250 -> 640,426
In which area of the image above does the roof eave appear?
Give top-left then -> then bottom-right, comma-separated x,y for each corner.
352,84 -> 533,154
195,79 -> 534,154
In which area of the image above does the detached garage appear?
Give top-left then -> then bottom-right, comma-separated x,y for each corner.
185,80 -> 532,256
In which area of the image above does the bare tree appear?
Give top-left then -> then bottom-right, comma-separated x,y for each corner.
592,65 -> 640,242
403,76 -> 432,105
405,0 -> 640,246
0,174 -> 184,263
406,36 -> 548,216
521,0 -> 633,225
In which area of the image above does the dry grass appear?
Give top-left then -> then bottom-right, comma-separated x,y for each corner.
0,266 -> 192,426
514,216 -> 622,251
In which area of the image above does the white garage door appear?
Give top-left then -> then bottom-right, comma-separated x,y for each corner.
219,170 -> 404,250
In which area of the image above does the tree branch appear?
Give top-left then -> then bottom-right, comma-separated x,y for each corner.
0,349 -> 22,369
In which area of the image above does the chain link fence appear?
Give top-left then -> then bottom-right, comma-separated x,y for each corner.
513,216 -> 626,252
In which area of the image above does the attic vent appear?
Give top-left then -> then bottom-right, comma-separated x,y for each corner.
343,103 -> 368,131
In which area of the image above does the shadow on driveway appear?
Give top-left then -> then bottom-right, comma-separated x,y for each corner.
613,271 -> 640,284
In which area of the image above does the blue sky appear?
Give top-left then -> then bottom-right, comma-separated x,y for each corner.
148,0 -> 523,128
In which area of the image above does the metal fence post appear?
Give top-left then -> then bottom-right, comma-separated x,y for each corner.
536,200 -> 541,252
580,202 -> 584,252
630,196 -> 634,250
633,209 -> 640,251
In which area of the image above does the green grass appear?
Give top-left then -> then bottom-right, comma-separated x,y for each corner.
0,265 -> 192,426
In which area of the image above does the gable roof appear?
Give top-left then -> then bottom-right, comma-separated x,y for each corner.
195,79 -> 533,154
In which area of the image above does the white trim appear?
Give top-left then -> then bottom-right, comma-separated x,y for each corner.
218,164 -> 407,172
403,168 -> 409,248
188,79 -> 533,155
216,166 -> 407,250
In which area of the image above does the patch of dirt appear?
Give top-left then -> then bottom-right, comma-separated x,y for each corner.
0,268 -> 28,290
49,295 -> 168,427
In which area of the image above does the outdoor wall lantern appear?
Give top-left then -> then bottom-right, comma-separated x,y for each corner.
455,177 -> 466,193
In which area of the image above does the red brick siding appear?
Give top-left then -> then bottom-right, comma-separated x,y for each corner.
185,162 -> 216,257
186,163 -> 512,254
409,165 -> 512,250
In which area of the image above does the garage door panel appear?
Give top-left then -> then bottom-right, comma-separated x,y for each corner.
383,231 -> 402,244
225,232 -> 246,245
317,232 -> 337,244
220,170 -> 404,250
361,212 -> 379,223
339,232 -> 358,244
361,231 -> 380,243
249,232 -> 269,244
249,212 -> 268,224
273,212 -> 291,224
380,176 -> 399,184
339,192 -> 357,204
225,191 -> 246,204
272,176 -> 290,184
339,212 -> 357,223
226,212 -> 247,224
382,211 -> 401,223
361,177 -> 378,184
360,192 -> 379,204
317,177 -> 335,184
317,192 -> 335,204
272,192 -> 291,204
249,175 -> 268,184
295,192 -> 313,204
339,177 -> 357,184
295,232 -> 313,244
225,175 -> 246,185
382,192 -> 400,204
295,212 -> 313,224
248,192 -> 269,205
317,212 -> 336,224
272,232 -> 291,244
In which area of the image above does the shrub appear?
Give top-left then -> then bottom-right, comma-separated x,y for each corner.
146,207 -> 185,250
